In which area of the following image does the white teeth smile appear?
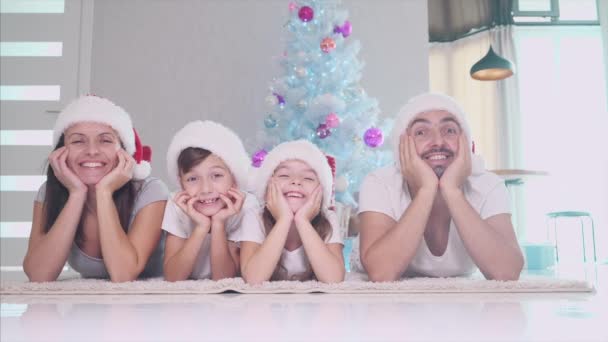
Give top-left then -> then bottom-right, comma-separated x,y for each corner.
285,192 -> 304,198
200,198 -> 218,204
81,162 -> 104,168
427,155 -> 447,160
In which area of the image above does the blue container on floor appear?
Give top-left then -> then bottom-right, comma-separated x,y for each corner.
342,237 -> 354,272
521,243 -> 556,269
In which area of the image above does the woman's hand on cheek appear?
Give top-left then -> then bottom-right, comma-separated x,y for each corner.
211,188 -> 245,226
294,185 -> 322,224
49,147 -> 86,195
95,149 -> 134,194
266,179 -> 293,223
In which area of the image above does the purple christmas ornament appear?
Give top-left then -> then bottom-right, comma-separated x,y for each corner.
252,149 -> 268,168
273,92 -> 285,105
298,6 -> 314,22
333,20 -> 352,38
316,123 -> 331,139
363,127 -> 384,148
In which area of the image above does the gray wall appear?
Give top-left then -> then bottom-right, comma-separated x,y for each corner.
90,0 -> 430,184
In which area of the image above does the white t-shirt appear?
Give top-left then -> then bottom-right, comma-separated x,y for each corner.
161,191 -> 261,280
352,165 -> 511,277
238,210 -> 344,281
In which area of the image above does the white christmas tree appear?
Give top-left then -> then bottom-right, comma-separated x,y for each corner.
253,0 -> 391,206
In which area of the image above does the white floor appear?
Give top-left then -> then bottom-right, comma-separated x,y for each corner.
2,266 -> 607,342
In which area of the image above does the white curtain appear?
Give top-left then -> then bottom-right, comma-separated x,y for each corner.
429,26 -> 525,236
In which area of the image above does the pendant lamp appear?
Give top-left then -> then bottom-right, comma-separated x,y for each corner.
470,45 -> 515,81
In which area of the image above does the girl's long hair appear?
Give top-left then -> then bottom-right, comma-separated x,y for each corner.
43,134 -> 136,243
261,207 -> 332,242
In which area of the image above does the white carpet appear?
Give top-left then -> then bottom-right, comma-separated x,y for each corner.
0,272 -> 594,295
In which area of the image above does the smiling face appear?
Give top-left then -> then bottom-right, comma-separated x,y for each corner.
272,159 -> 321,213
408,110 -> 462,177
63,122 -> 121,185
178,150 -> 236,217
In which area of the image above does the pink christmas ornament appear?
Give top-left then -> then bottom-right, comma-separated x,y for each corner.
325,113 -> 340,128
298,6 -> 314,22
320,37 -> 336,53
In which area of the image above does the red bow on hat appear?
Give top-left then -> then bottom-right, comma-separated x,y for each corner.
132,128 -> 152,180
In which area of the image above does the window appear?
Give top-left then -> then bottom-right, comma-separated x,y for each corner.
513,0 -> 599,23
514,25 -> 607,262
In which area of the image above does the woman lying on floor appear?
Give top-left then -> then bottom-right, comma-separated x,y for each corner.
23,95 -> 169,282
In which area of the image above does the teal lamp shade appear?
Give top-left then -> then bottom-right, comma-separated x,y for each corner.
470,46 -> 515,81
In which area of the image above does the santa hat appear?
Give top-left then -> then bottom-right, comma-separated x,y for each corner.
390,92 -> 484,174
253,140 -> 334,215
166,120 -> 250,190
53,95 -> 152,179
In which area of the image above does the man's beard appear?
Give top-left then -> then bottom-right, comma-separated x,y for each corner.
433,166 -> 446,178
421,147 -> 454,178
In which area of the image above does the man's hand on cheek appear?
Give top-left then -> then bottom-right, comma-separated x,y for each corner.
439,134 -> 471,194
400,132 -> 438,194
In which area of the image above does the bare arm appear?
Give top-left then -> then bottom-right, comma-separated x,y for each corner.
207,188 -> 245,280
296,218 -> 344,283
209,221 -> 240,280
439,134 -> 523,280
240,218 -> 291,285
23,147 -> 87,282
162,226 -> 209,281
359,187 -> 435,282
443,190 -> 523,280
23,195 -> 85,282
360,133 -> 441,282
97,191 -> 166,282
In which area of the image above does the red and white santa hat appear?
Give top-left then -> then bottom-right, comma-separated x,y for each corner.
166,120 -> 250,190
52,95 -> 152,180
253,140 -> 335,215
390,92 -> 484,174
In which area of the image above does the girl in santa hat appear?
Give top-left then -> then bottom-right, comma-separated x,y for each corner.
239,140 -> 345,284
162,120 -> 261,281
23,95 -> 169,282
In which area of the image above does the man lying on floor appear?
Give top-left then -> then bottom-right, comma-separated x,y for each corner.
352,92 -> 524,282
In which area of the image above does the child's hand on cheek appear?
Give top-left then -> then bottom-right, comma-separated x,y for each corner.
294,185 -> 322,224
174,190 -> 211,230
211,187 -> 245,227
266,179 -> 293,223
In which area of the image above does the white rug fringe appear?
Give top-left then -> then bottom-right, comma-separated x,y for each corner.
1,272 -> 593,295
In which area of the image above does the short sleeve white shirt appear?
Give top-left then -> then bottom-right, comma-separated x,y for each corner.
238,209 -> 343,280
355,165 -> 510,277
161,191 -> 261,279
